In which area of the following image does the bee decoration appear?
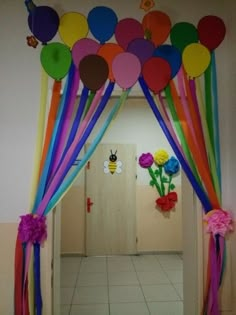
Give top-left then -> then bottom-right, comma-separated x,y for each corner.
104,150 -> 122,175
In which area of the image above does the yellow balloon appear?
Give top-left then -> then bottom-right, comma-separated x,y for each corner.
59,12 -> 89,49
182,43 -> 211,77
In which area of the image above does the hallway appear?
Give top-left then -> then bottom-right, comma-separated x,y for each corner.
60,254 -> 183,315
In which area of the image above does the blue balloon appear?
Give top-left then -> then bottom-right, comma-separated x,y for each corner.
88,6 -> 118,44
153,45 -> 182,79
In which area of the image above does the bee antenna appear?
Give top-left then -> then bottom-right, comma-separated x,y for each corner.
115,150 -> 117,155
110,150 -> 113,154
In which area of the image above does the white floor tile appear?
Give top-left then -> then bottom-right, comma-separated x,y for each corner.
60,305 -> 70,315
142,284 -> 180,302
77,273 -> 107,286
133,260 -> 163,272
174,283 -> 183,300
70,304 -> 109,315
109,285 -> 145,303
108,256 -> 132,263
108,271 -> 139,286
110,302 -> 150,315
81,257 -> 106,264
60,288 -> 74,305
80,261 -> 107,273
61,257 -> 81,273
165,270 -> 183,284
148,301 -> 183,315
72,286 -> 108,304
159,260 -> 183,271
137,271 -> 170,285
155,254 -> 181,262
108,261 -> 135,272
61,272 -> 78,288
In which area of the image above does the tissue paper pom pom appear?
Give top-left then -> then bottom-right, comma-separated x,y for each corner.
139,153 -> 154,168
204,209 -> 233,237
164,156 -> 180,175
18,214 -> 47,244
154,149 -> 169,166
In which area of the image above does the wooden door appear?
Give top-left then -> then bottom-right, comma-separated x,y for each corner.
85,143 -> 137,256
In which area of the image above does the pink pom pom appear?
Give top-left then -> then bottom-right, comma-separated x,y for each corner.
204,209 -> 234,237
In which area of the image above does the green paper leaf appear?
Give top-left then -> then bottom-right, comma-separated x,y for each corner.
169,183 -> 175,190
149,180 -> 155,187
162,176 -> 169,183
154,169 -> 160,176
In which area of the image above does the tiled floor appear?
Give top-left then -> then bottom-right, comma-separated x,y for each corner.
60,254 -> 183,315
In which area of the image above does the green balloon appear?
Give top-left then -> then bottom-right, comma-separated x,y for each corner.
170,22 -> 199,53
40,42 -> 72,80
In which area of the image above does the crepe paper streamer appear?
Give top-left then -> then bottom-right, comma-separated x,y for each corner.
79,55 -> 109,92
38,80 -> 62,178
44,89 -> 130,215
88,6 -> 118,44
112,52 -> 141,89
36,82 -> 115,217
142,57 -> 172,94
23,242 -> 33,315
211,51 -> 222,195
142,10 -> 171,46
25,0 -> 36,14
127,38 -> 155,66
170,22 -> 198,53
72,38 -> 101,68
40,43 -> 72,81
153,45 -> 182,79
82,92 -> 96,119
198,16 -> 226,51
182,43 -> 211,78
34,243 -> 42,315
190,79 -> 221,201
32,68 -> 72,213
98,43 -> 124,82
115,18 -> 144,50
28,6 -> 59,44
59,12 -> 89,49
139,76 -> 212,212
50,68 -> 80,177
163,86 -> 201,184
28,67 -> 48,210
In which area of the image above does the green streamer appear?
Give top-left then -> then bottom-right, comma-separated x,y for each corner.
164,86 -> 202,186
82,91 -> 95,118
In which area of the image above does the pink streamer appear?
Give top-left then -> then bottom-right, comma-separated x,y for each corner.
50,71 -> 80,176
36,85 -> 105,216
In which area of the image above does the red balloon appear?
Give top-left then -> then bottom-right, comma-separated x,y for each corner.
198,16 -> 226,51
142,57 -> 171,94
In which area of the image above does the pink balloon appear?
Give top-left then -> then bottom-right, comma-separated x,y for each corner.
112,52 -> 141,89
72,38 -> 101,67
115,18 -> 144,50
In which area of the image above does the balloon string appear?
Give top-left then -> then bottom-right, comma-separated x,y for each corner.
44,88 -> 131,215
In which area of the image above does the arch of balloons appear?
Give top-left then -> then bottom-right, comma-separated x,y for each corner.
14,2 -> 233,315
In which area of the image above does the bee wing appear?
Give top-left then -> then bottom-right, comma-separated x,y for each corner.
104,161 -> 110,173
116,161 -> 123,173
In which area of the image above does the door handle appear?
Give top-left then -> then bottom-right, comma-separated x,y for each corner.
87,197 -> 94,213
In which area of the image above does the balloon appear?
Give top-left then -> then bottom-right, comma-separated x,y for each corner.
127,38 -> 155,65
112,52 -> 141,89
59,12 -> 89,49
170,22 -> 198,52
115,18 -> 144,50
72,38 -> 101,68
40,43 -> 72,80
88,6 -> 118,44
142,11 -> 171,46
198,16 -> 226,51
142,57 -> 172,94
28,6 -> 59,43
98,43 -> 124,82
153,45 -> 182,78
79,55 -> 109,92
183,43 -> 211,78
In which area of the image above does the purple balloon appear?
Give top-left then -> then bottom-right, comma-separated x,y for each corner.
28,6 -> 59,43
127,39 -> 155,65
72,38 -> 101,68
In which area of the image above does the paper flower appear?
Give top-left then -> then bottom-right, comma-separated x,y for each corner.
18,214 -> 47,244
204,209 -> 234,237
164,156 -> 180,175
156,192 -> 178,211
154,149 -> 169,166
140,0 -> 155,12
139,153 -> 154,168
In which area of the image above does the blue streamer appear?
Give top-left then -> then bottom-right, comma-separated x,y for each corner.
139,77 -> 212,212
32,68 -> 72,213
211,51 -> 222,197
34,243 -> 42,315
44,88 -> 130,215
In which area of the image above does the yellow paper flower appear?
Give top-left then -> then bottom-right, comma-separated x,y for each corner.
154,149 -> 169,166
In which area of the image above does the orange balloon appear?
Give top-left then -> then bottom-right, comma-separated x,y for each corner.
98,43 -> 124,81
142,11 -> 171,46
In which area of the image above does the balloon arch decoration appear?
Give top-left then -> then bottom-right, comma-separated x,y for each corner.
15,1 -> 233,314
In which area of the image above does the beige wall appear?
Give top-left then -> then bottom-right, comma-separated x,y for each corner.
61,184 -> 182,254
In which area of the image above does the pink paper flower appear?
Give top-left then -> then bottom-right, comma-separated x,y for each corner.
18,214 -> 47,244
204,209 -> 234,237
